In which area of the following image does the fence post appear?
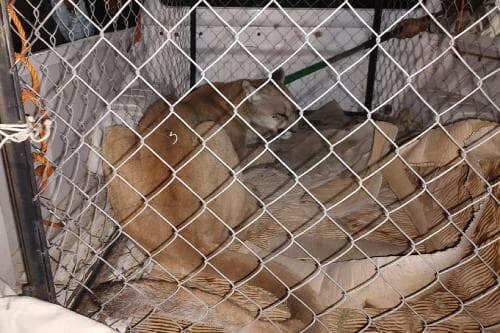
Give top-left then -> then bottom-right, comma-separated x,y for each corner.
364,0 -> 383,111
0,1 -> 56,303
190,6 -> 197,87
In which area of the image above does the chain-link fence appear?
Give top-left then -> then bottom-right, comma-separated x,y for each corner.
1,0 -> 499,331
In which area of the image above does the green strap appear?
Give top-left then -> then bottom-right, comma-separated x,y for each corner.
283,61 -> 329,85
283,32 -> 395,85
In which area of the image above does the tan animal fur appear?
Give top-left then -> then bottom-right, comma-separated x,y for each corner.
159,69 -> 298,161
101,73 -> 325,330
104,71 -> 296,267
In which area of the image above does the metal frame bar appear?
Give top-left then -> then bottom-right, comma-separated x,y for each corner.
190,7 -> 197,87
69,230 -> 122,310
363,0 -> 383,111
196,0 -> 416,9
0,0 -> 56,303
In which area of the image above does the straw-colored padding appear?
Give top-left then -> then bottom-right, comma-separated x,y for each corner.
148,269 -> 291,322
316,184 -> 499,332
133,313 -> 226,333
77,279 -> 295,332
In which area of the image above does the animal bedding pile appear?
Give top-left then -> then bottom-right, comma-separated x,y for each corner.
77,108 -> 499,332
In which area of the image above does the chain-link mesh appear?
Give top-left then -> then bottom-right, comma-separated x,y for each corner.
2,0 -> 499,331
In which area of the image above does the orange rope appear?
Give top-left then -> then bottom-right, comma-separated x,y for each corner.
6,0 -> 53,192
132,11 -> 143,45
42,219 -> 64,228
454,0 -> 465,35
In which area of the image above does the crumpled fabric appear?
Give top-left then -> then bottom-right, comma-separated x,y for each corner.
0,278 -> 113,333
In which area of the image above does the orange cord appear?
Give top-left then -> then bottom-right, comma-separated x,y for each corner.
132,11 -> 142,45
454,0 -> 465,35
6,0 -> 53,192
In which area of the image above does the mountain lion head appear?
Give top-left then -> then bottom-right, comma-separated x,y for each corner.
240,69 -> 298,139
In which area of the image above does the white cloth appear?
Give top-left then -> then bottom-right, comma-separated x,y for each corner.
0,278 -> 113,333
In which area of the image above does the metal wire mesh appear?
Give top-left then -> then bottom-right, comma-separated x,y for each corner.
2,0 -> 499,331
374,0 -> 500,139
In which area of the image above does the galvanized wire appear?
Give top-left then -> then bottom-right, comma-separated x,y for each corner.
3,0 -> 499,331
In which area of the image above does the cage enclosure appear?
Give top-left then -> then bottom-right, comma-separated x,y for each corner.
1,0 -> 499,331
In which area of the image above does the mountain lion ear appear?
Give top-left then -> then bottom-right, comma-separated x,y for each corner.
271,68 -> 285,83
242,80 -> 255,94
242,80 -> 263,103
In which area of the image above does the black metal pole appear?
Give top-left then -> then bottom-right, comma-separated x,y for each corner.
364,0 -> 383,111
0,2 -> 56,302
189,6 -> 197,87
69,231 -> 122,310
